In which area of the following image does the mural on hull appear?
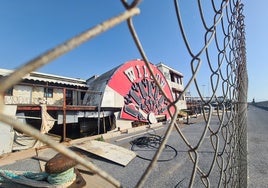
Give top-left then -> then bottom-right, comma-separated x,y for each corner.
108,60 -> 174,123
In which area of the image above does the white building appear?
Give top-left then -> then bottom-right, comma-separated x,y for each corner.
156,63 -> 187,110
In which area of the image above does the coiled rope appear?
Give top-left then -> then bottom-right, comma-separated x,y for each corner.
24,168 -> 76,185
0,167 -> 76,186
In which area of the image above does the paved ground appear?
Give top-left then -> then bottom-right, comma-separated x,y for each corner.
247,104 -> 268,188
1,105 -> 267,187
0,115 -> 223,188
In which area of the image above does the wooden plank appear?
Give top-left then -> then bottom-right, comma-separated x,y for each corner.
0,148 -> 37,166
73,140 -> 136,166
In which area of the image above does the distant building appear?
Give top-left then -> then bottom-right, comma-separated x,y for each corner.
83,59 -> 174,130
0,68 -> 91,140
0,68 -> 87,106
156,63 -> 187,110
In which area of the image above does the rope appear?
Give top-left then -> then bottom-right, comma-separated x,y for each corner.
0,168 -> 76,186
47,168 -> 76,185
23,171 -> 48,181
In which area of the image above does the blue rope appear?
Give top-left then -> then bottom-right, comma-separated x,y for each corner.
23,171 -> 48,181
47,168 -> 75,185
0,168 -> 76,185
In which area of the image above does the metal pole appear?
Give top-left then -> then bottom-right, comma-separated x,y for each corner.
103,111 -> 106,133
63,88 -> 66,141
97,93 -> 102,135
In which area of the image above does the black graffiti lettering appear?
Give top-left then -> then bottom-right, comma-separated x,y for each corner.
148,81 -> 153,98
141,103 -> 147,111
124,105 -> 139,118
159,95 -> 164,104
149,98 -> 154,110
137,113 -> 146,121
132,83 -> 139,92
129,90 -> 141,106
154,86 -> 159,100
122,75 -> 169,121
138,82 -> 147,99
142,79 -> 147,87
124,94 -> 132,105
144,100 -> 150,112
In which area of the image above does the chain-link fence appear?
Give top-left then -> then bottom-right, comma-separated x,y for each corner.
0,0 -> 247,187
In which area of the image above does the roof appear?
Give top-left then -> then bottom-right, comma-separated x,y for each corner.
156,63 -> 183,77
0,68 -> 88,87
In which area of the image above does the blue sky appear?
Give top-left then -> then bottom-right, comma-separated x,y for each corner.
0,1 -> 265,102
244,0 -> 268,102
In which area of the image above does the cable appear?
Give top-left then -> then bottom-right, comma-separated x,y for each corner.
130,130 -> 178,162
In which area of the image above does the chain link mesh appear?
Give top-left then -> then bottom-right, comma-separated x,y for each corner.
0,0 -> 247,187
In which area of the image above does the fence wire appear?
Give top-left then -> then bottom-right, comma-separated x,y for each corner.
0,0 -> 247,187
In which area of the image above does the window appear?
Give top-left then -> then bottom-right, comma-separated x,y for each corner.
66,89 -> 73,98
170,72 -> 175,82
5,87 -> 13,96
44,88 -> 53,98
170,71 -> 183,85
172,89 -> 184,100
178,77 -> 182,85
80,92 -> 85,100
66,89 -> 73,105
